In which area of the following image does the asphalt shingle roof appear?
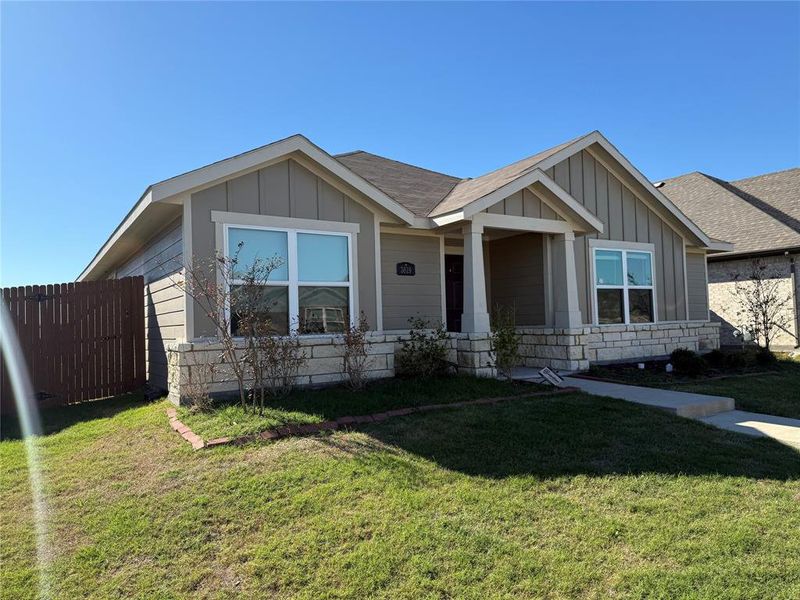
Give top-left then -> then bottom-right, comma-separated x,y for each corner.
334,151 -> 461,217
335,133 -> 592,218
659,168 -> 800,256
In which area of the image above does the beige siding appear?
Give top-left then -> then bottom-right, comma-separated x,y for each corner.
686,252 -> 709,320
488,233 -> 546,326
381,233 -> 442,330
190,158 -> 378,335
117,221 -> 183,390
551,150 -> 689,323
485,188 -> 562,220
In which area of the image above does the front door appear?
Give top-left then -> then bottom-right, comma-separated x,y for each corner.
445,254 -> 464,332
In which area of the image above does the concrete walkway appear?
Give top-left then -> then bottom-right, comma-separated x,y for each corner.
511,367 -> 800,450
561,376 -> 734,418
699,410 -> 800,449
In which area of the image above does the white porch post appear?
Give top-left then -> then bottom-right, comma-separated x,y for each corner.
551,232 -> 583,328
461,221 -> 491,333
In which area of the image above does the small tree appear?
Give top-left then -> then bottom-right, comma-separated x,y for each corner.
175,242 -> 283,411
343,313 -> 370,390
731,259 -> 793,350
491,304 -> 521,380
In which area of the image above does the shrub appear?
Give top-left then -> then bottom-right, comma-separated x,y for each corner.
704,349 -> 725,369
258,334 -> 308,399
755,346 -> 778,367
397,317 -> 451,377
724,350 -> 747,370
185,362 -> 216,413
491,305 -> 521,380
669,348 -> 707,377
343,313 -> 370,391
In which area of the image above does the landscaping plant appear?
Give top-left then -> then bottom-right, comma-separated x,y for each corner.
490,304 -> 521,379
397,317 -> 451,377
731,258 -> 793,350
176,241 -> 284,411
342,313 -> 370,391
669,348 -> 707,377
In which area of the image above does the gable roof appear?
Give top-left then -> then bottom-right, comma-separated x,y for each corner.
334,151 -> 461,217
429,135 -> 585,216
658,168 -> 800,257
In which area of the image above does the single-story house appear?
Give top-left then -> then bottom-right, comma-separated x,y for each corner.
78,131 -> 731,403
659,168 -> 800,350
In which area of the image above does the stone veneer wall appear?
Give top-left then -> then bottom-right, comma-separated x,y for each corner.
707,254 -> 799,349
517,321 -> 720,369
167,332 -> 496,405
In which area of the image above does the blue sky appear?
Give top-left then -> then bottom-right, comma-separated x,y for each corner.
2,1 -> 798,287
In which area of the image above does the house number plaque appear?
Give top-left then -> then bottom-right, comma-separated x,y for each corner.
396,262 -> 416,276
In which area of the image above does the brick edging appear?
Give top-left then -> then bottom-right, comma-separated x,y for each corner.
166,387 -> 580,450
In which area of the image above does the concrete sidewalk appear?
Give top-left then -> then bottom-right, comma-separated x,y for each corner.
699,410 -> 800,449
561,376 -> 734,418
511,368 -> 800,450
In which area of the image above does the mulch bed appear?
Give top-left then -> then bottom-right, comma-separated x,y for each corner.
167,386 -> 579,450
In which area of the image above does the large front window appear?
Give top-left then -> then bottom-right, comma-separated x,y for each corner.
593,248 -> 655,324
226,225 -> 352,335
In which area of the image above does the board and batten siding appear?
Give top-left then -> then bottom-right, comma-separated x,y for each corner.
546,150 -> 692,324
190,158 -> 378,336
686,252 -> 709,320
116,220 -> 184,390
485,188 -> 563,220
381,233 -> 443,330
488,233 -> 546,326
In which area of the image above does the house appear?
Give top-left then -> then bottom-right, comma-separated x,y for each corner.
659,168 -> 800,350
78,131 -> 730,403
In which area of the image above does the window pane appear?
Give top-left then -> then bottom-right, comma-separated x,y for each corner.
597,289 -> 624,324
298,233 -> 349,282
595,250 -> 623,286
627,252 -> 653,286
628,289 -> 654,323
299,286 -> 349,333
228,228 -> 289,281
230,285 -> 288,336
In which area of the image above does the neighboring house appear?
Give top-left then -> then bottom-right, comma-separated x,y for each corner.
659,169 -> 800,350
78,131 -> 730,402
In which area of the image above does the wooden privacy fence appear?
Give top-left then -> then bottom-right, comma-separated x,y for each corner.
1,277 -> 145,410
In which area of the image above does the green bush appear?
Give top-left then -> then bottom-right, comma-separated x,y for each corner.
755,346 -> 778,367
670,348 -> 707,377
724,350 -> 748,370
397,317 -> 451,377
704,349 -> 725,368
491,305 -> 521,380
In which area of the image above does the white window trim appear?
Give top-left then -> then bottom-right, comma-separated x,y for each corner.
589,239 -> 658,326
222,222 -> 356,335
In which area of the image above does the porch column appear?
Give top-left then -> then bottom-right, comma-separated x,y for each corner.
461,221 -> 491,333
551,232 -> 583,328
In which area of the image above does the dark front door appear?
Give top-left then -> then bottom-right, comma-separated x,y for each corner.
445,254 -> 464,332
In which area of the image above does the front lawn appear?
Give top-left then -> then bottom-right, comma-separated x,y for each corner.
586,354 -> 800,420
179,375 -> 540,440
1,387 -> 799,599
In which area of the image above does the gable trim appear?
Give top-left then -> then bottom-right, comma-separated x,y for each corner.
151,135 -> 415,225
535,131 -> 713,247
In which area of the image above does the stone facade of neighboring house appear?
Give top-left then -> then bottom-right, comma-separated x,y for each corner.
660,168 -> 800,351
707,253 -> 799,348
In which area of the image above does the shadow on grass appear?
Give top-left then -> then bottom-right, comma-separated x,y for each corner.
359,392 -> 800,481
0,391 -> 151,440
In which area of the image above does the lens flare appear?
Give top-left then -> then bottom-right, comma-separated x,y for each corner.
1,302 -> 51,598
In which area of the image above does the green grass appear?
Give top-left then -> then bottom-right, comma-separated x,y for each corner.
1,382 -> 799,599
588,355 -> 800,420
179,376 -> 539,440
